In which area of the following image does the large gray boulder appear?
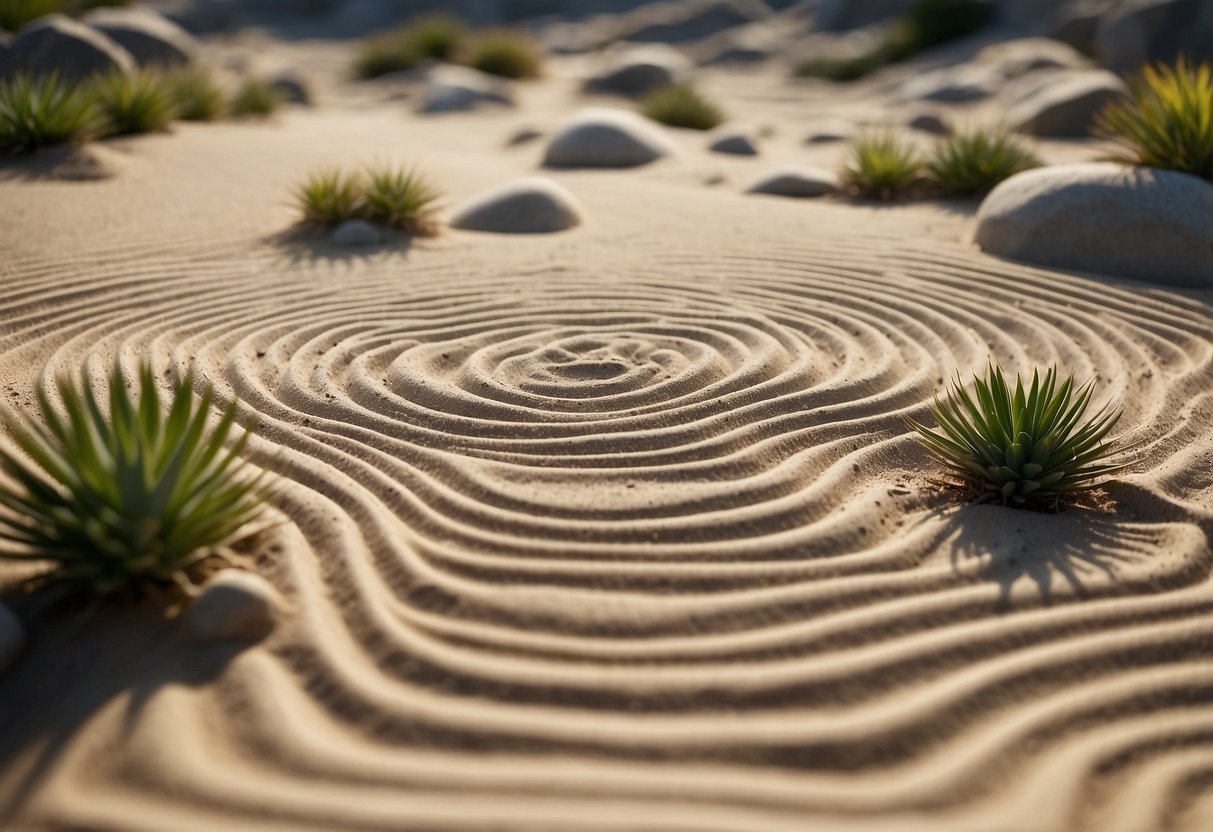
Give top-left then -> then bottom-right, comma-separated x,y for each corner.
1095,0 -> 1213,75
420,65 -> 514,113
4,15 -> 135,81
974,163 -> 1213,288
82,6 -> 197,68
1007,70 -> 1127,137
583,44 -> 691,97
543,108 -> 678,168
450,176 -> 585,233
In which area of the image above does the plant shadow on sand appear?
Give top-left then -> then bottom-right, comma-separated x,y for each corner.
266,224 -> 417,265
0,596 -> 253,823
930,491 -> 1205,611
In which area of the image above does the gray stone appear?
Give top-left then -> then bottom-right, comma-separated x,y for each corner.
584,44 -> 692,98
420,65 -> 513,114
907,111 -> 949,135
450,177 -> 584,234
83,7 -> 197,68
0,604 -> 23,676
505,126 -> 544,146
804,120 -> 855,144
975,37 -> 1091,78
543,108 -> 678,168
707,124 -> 758,155
1094,0 -> 1213,75
269,72 -> 311,105
611,0 -> 773,44
1008,70 -> 1127,137
746,166 -> 838,197
330,219 -> 383,247
183,570 -> 284,643
1049,0 -> 1114,56
898,65 -> 1000,103
974,163 -> 1213,288
5,14 -> 135,82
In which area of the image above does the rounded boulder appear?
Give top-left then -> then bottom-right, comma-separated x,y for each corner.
974,163 -> 1213,288
543,108 -> 677,169
450,177 -> 584,234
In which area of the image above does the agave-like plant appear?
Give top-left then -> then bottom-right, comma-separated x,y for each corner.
907,363 -> 1129,507
90,69 -> 176,136
641,83 -> 725,131
362,165 -> 441,235
167,64 -> 227,121
0,362 -> 267,597
840,132 -> 924,199
296,168 -> 363,227
465,29 -> 544,79
926,126 -> 1042,196
0,72 -> 101,153
1096,57 -> 1213,182
229,76 -> 281,116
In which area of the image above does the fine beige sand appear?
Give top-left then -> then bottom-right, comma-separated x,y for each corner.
1,43 -> 1212,832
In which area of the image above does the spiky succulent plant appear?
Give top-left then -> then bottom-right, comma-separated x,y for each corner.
926,126 -> 1042,196
296,168 -> 363,226
0,72 -> 101,153
362,165 -> 441,235
907,363 -> 1129,507
840,132 -> 923,199
1096,57 -> 1213,181
90,69 -> 176,136
0,362 -> 266,597
641,83 -> 725,130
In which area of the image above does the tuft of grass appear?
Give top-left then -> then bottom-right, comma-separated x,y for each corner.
840,133 -> 923,199
465,29 -> 543,80
229,76 -> 281,117
795,0 -> 992,82
907,363 -> 1129,508
362,165 -> 441,235
1095,57 -> 1213,182
0,72 -> 100,153
167,65 -> 226,122
0,0 -> 60,32
926,127 -> 1042,196
355,14 -> 467,79
0,362 -> 266,598
90,69 -> 175,136
641,83 -> 725,130
296,168 -> 363,227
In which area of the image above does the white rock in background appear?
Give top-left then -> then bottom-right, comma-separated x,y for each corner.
420,65 -> 514,114
746,166 -> 839,197
584,44 -> 692,97
974,163 -> 1213,288
0,604 -> 23,676
897,64 -> 1001,103
4,14 -> 135,81
330,219 -> 383,247
543,108 -> 678,168
183,571 -> 285,643
450,177 -> 585,234
83,6 -> 197,68
1007,70 -> 1127,137
975,37 -> 1090,79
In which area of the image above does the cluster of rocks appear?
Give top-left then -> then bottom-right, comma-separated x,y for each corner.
0,8 -> 197,81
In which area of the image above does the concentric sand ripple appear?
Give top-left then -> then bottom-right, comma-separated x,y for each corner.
1,230 -> 1211,832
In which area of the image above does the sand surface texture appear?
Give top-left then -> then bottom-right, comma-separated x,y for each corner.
1,56 -> 1212,832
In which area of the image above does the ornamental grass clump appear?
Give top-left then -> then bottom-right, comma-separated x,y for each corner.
167,65 -> 226,121
0,72 -> 101,153
926,127 -> 1042,196
0,363 -> 267,598
840,133 -> 923,199
229,76 -> 280,116
466,29 -> 543,79
90,69 -> 175,136
355,14 -> 467,79
362,165 -> 441,235
641,84 -> 725,130
907,363 -> 1129,508
296,168 -> 364,227
1095,57 -> 1213,182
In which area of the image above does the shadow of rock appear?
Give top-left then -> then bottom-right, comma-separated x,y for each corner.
0,145 -> 124,183
266,223 -> 416,265
0,596 -> 252,823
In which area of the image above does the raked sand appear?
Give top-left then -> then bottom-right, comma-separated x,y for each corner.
0,52 -> 1212,832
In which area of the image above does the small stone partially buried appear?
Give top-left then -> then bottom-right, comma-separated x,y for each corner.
183,571 -> 285,644
450,177 -> 584,234
330,219 -> 383,247
746,166 -> 839,198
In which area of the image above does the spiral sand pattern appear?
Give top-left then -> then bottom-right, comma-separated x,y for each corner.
0,202 -> 1210,832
